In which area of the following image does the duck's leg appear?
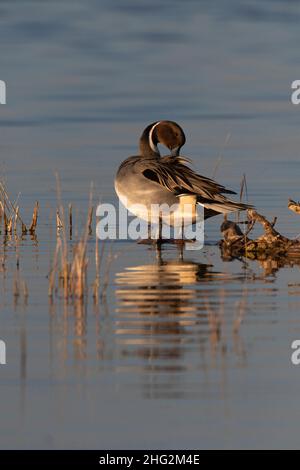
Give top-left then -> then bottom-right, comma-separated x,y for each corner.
173,221 -> 185,246
152,214 -> 163,250
155,239 -> 162,255
156,245 -> 163,263
177,240 -> 184,260
138,220 -> 157,245
157,213 -> 162,242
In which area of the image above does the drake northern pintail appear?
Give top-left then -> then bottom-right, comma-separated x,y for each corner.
115,120 -> 251,226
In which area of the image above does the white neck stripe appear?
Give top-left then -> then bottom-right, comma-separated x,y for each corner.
149,121 -> 161,154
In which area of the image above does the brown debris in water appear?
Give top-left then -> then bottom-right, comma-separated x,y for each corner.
220,208 -> 300,261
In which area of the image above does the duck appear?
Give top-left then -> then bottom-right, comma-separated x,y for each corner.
114,120 -> 251,234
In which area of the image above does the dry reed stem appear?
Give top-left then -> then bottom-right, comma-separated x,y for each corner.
93,236 -> 100,303
69,241 -> 88,299
0,181 -> 27,231
13,277 -> 20,297
29,201 -> 39,233
0,180 -> 39,235
55,174 -> 69,298
23,280 -> 29,299
69,204 -> 72,238
50,176 -> 95,301
56,210 -> 63,230
5,216 -> 12,234
0,201 -> 3,224
48,237 -> 62,297
88,206 -> 93,235
14,206 -> 19,233
239,173 -> 248,202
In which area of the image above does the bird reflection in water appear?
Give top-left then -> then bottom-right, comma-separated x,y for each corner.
114,249 -> 248,398
46,247 -> 250,399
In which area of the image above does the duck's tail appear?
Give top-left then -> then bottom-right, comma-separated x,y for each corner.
197,196 -> 253,220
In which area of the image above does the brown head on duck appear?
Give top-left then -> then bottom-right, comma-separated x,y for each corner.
139,120 -> 186,157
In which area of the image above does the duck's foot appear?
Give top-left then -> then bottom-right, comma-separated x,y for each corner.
137,238 -> 195,245
137,238 -> 158,245
137,238 -> 164,247
173,238 -> 196,245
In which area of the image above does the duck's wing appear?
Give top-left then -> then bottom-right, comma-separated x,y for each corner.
139,155 -> 236,199
139,155 -> 253,214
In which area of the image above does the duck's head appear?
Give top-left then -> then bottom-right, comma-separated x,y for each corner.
139,120 -> 186,157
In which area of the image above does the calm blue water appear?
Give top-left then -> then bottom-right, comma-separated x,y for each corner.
1,0 -> 300,449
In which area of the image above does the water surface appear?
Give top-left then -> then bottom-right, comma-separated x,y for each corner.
1,0 -> 300,449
